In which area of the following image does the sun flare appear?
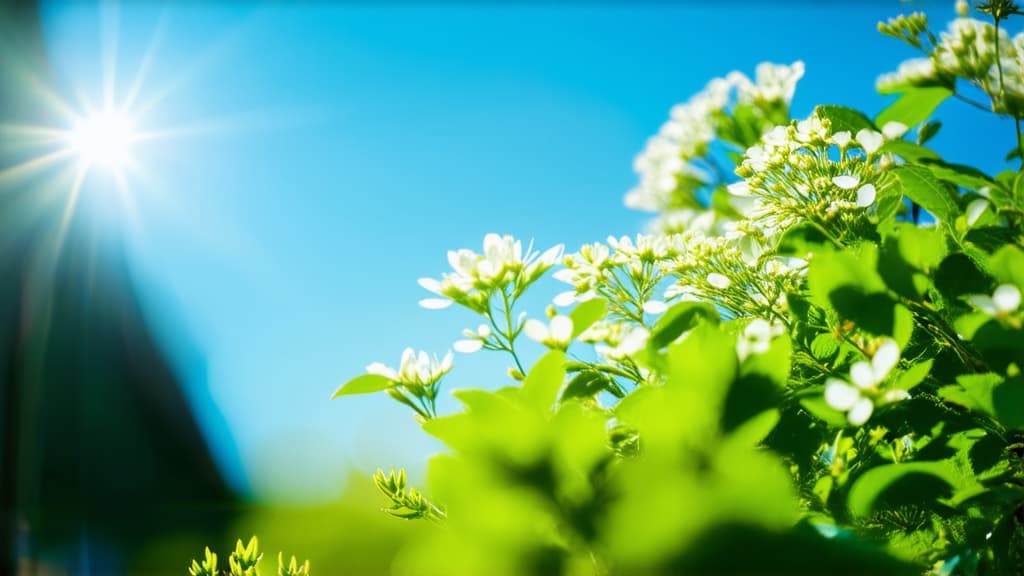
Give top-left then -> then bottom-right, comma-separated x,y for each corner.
69,110 -> 137,169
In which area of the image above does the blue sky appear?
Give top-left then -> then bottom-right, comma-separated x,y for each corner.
39,0 -> 1011,501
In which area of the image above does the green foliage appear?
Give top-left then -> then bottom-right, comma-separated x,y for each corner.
188,538 -> 312,576
318,5 -> 1024,575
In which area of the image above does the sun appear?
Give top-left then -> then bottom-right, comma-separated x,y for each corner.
68,110 -> 137,169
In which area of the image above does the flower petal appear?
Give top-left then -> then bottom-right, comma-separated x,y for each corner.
855,183 -> 876,207
419,298 -> 453,310
856,129 -> 884,154
550,316 -> 574,344
825,378 -> 860,411
453,339 -> 483,353
967,294 -> 997,316
881,121 -> 908,140
832,175 -> 860,190
847,397 -> 874,426
417,277 -> 442,293
831,131 -> 852,147
523,319 -> 549,343
365,362 -> 397,380
872,339 -> 900,380
707,272 -> 731,289
553,291 -> 577,307
850,361 -> 875,389
993,284 -> 1021,313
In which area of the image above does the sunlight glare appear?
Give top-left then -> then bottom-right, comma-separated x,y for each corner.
69,111 -> 136,168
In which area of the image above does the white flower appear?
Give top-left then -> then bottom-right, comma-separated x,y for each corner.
707,272 -> 731,289
524,315 -> 574,350
419,234 -> 562,310
367,348 -> 454,386
881,121 -> 909,140
737,318 -> 785,360
824,339 -> 901,426
595,326 -> 650,361
877,58 -> 939,92
968,284 -> 1022,317
856,129 -> 884,154
736,61 -> 806,105
825,379 -> 876,426
855,184 -> 877,207
454,324 -> 492,354
832,175 -> 860,190
831,131 -> 852,148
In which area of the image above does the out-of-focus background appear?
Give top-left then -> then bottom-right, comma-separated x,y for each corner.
0,0 -> 1009,573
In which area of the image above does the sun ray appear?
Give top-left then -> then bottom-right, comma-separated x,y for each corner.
54,162 -> 90,263
0,149 -> 77,185
123,9 -> 168,113
100,0 -> 121,112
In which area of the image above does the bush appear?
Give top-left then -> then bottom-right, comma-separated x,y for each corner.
199,3 -> 1024,575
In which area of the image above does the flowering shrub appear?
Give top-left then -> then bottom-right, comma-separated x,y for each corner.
198,2 -> 1024,575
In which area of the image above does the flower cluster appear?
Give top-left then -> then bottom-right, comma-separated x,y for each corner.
553,234 -> 683,321
366,348 -> 453,420
878,12 -> 1024,114
418,233 -> 562,313
733,114 -> 903,240
624,62 -> 805,215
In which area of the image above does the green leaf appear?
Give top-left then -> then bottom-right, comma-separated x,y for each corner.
993,375 -> 1024,429
917,120 -> 941,145
814,105 -> 875,134
647,301 -> 720,350
923,160 -> 997,192
810,333 -> 840,362
807,246 -> 886,312
569,297 -> 607,338
989,245 -> 1024,288
892,165 -> 961,225
875,87 -> 951,128
331,374 -> 392,398
521,350 -> 566,411
847,461 -> 959,517
882,140 -> 942,163
723,408 -> 780,449
894,359 -> 933,391
561,370 -> 614,401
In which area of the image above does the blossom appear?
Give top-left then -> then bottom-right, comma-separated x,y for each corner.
418,234 -> 562,310
595,325 -> 650,361
832,175 -> 860,190
707,272 -> 731,289
877,58 -> 940,92
881,121 -> 908,140
855,129 -> 884,155
855,184 -> 877,207
367,348 -> 454,387
824,339 -> 903,426
524,316 -> 574,350
737,318 -> 785,360
968,284 -> 1021,317
454,324 -> 492,353
734,61 -> 806,105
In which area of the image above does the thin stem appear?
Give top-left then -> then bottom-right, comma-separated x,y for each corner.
951,90 -> 996,113
992,17 -> 1024,165
500,287 -> 526,374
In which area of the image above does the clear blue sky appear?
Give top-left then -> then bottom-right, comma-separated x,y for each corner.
39,0 -> 1010,501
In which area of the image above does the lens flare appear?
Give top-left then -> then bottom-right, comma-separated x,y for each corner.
69,111 -> 136,168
